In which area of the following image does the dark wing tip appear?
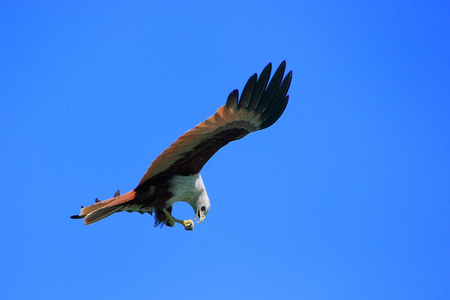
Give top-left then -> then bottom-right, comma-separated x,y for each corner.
260,70 -> 292,126
247,63 -> 273,111
260,95 -> 289,129
237,61 -> 292,129
225,61 -> 291,129
226,89 -> 239,109
238,74 -> 257,109
254,61 -> 288,114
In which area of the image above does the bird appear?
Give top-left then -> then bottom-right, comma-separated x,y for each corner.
70,61 -> 292,230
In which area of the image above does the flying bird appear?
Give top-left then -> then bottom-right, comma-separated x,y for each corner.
71,61 -> 292,230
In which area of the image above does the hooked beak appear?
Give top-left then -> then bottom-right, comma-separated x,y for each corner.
195,210 -> 206,223
197,214 -> 205,223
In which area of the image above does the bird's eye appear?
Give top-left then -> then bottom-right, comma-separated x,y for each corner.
201,206 -> 206,212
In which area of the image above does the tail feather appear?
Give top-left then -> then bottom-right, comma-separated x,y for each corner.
80,198 -> 116,216
84,206 -> 123,225
70,190 -> 136,225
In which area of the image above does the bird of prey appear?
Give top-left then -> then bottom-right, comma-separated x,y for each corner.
71,61 -> 292,230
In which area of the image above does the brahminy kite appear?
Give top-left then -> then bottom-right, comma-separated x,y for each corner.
71,61 -> 292,230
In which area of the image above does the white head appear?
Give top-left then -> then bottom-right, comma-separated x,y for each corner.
194,188 -> 210,223
168,173 -> 211,224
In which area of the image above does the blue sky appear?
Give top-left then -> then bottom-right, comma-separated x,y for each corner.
1,1 -> 449,299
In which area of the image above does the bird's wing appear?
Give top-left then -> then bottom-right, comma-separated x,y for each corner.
137,61 -> 292,186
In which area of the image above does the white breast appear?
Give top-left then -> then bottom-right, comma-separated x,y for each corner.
167,173 -> 207,208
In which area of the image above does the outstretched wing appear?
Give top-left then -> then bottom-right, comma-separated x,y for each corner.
137,61 -> 292,186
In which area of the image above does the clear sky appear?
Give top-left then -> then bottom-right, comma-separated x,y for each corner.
1,1 -> 449,299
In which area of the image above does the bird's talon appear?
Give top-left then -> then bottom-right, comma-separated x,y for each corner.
183,220 -> 194,231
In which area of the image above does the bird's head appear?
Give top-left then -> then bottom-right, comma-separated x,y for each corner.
194,190 -> 210,223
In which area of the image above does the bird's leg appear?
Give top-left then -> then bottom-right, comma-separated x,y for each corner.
162,208 -> 175,227
162,208 -> 194,231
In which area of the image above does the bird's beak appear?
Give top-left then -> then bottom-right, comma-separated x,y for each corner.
197,214 -> 205,223
195,210 -> 205,223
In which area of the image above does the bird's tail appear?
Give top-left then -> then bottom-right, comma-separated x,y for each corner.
70,190 -> 136,225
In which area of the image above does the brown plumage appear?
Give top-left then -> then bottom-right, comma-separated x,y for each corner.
71,61 -> 292,229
